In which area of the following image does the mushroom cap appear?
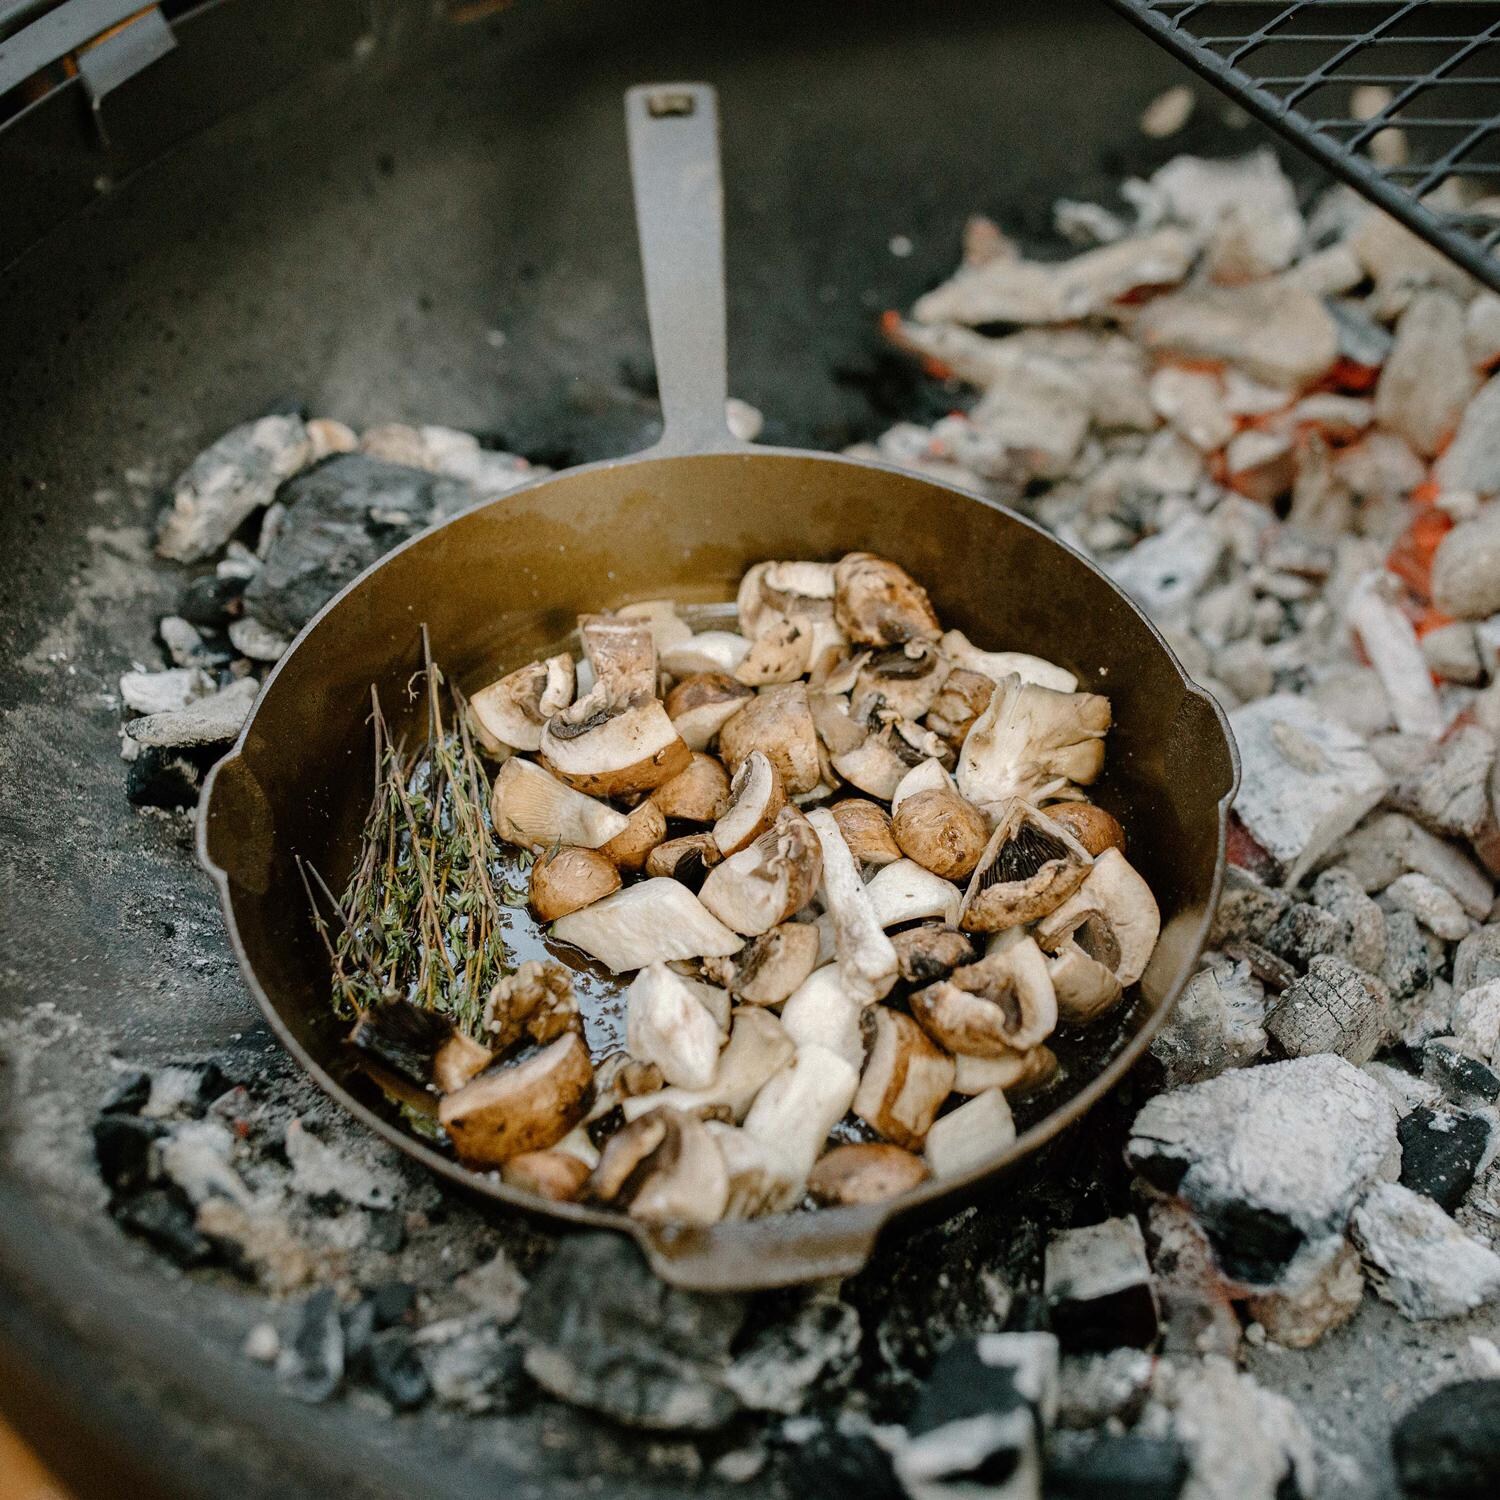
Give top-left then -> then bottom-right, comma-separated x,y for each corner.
620,1006 -> 795,1124
501,1149 -> 592,1202
910,935 -> 1058,1056
853,640 -> 950,722
652,751 -> 732,823
892,787 -> 991,880
959,799 -> 1094,932
830,731 -> 908,801
924,667 -> 995,747
528,845 -> 622,921
644,831 -> 722,887
665,671 -> 755,750
469,654 -> 576,754
1044,801 -> 1127,858
1033,846 -> 1161,988
540,695 -> 692,799
577,613 -> 657,700
551,878 -> 743,973
718,682 -> 822,795
890,756 -> 954,811
735,617 -> 815,685
923,1087 -> 1017,1178
482,958 -> 581,1053
712,749 -> 787,857
586,1106 -> 730,1225
807,1142 -> 931,1206
626,961 -> 728,1089
698,806 -> 823,936
853,1006 -> 956,1150
890,924 -> 979,985
1047,941 -> 1125,1023
617,598 -> 694,653
865,860 -> 964,928
660,631 -> 752,678
437,1032 -> 594,1166
809,688 -> 868,754
489,757 -> 630,852
432,1032 -> 495,1094
829,798 -> 903,866
939,629 -> 1078,693
598,797 -> 668,872
702,920 -> 820,1005
833,552 -> 942,646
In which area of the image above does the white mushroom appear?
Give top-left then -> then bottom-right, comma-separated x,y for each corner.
734,617 -> 814,685
577,613 -> 658,700
598,797 -> 669,872
1047,941 -> 1125,1023
924,667 -> 995,747
831,730 -> 909,801
829,798 -> 904,866
956,673 -> 1111,808
833,552 -> 942,646
744,1044 -> 859,1177
540,693 -> 692,799
652,752 -> 731,822
699,806 -> 822,936
1043,801 -> 1127,858
910,933 -> 1058,1055
528,845 -> 622,920
625,962 -> 729,1088
890,756 -> 954,811
951,1046 -> 1059,1096
432,1031 -> 494,1094
551,878 -> 743,972
853,1007 -> 956,1150
664,671 -> 755,750
809,689 -> 867,755
706,1122 -> 805,1218
807,1142 -> 931,1205
552,1123 -> 602,1168
1032,846 -> 1161,988
865,860 -> 964,928
923,1088 -> 1017,1178
587,1106 -> 730,1225
489,757 -> 630,852
718,683 -> 822,795
621,1006 -> 795,1123
660,631 -> 752,677
959,799 -> 1094,932
852,640 -> 951,721
617,598 -> 694,654
469,654 -> 575,754
701,920 -> 820,1005
712,750 -> 787,856
779,965 -> 866,1070
940,629 -> 1078,692
892,787 -> 991,881
806,807 -> 899,1004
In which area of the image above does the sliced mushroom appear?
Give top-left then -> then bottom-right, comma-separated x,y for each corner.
956,674 -> 1111,808
660,631 -> 752,678
910,934 -> 1058,1056
833,552 -> 941,646
705,1122 -> 805,1218
553,1122 -> 603,1167
923,1088 -> 1017,1179
865,860 -> 964,928
469,654 -> 576,754
482,959 -> 581,1053
810,649 -> 867,696
644,831 -> 722,887
779,965 -> 866,1070
925,667 -> 995,747
438,1032 -> 594,1166
626,961 -> 728,1089
1047,940 -> 1125,1023
652,752 -> 732,822
501,1149 -> 592,1202
852,640 -> 951,722
587,1051 -> 668,1125
893,717 -> 957,771
809,689 -> 868,755
718,683 -> 822,795
701,920 -> 820,1005
853,1007 -> 956,1150
528,845 -> 622,921
551,878 -> 743,972
620,1006 -> 795,1123
347,999 -> 458,1086
892,787 -> 991,880
598,797 -> 668,872
939,629 -> 1078,693
959,799 -> 1094,932
617,598 -> 694,654
743,1044 -> 860,1177
540,695 -> 691,798
807,1142 -> 931,1206
890,924 -> 978,984
734,617 -> 814,685
1033,847 -> 1161,988
665,671 -> 755,751
587,1106 -> 730,1225
738,560 -> 836,637
806,807 -> 899,1004
712,749 -> 787,856
432,1031 -> 494,1093
577,613 -> 657,700
890,756 -> 954,811
489,757 -> 630,852
1044,800 -> 1127,858
699,806 -> 822,936
830,729 -> 909,800
825,798 -> 901,867
951,1045 -> 1059,1096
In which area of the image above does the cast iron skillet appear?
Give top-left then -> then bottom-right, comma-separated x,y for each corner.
198,82 -> 1238,1291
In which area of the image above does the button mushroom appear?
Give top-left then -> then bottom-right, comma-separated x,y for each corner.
830,728 -> 910,801
923,1088 -> 1017,1179
959,799 -> 1094,932
852,640 -> 951,722
482,959 -> 582,1053
705,1122 -> 804,1218
469,654 -> 575,754
620,1006 -> 795,1124
432,1031 -> 494,1093
644,831 -> 722,887
939,628 -> 1078,693
699,806 -> 822,936
1044,800 -> 1127,858
924,666 -> 995,748
501,1149 -> 593,1202
734,617 -> 815,685
779,965 -> 866,1070
910,933 -> 1058,1056
489,757 -> 630,852
853,1007 -> 956,1150
744,1044 -> 860,1177
539,695 -> 691,799
598,797 -> 668,872
890,756 -> 954,811
951,1045 -> 1059,1096
864,860 -> 964,928
625,961 -> 729,1089
806,807 -> 899,1004
660,631 -> 752,678
833,552 -> 941,646
1032,846 -> 1161,989
828,798 -> 902,867
664,671 -> 755,750
809,688 -> 868,755
577,613 -> 658,700
712,749 -> 786,857
890,924 -> 978,984
586,1106 -> 730,1225
528,845 -> 622,921
718,682 -> 822,795
892,786 -> 990,880
1046,940 -> 1125,1023
617,598 -> 694,654
701,920 -> 820,1005
956,673 -> 1111,809
738,561 -> 846,677
550,877 -> 743,973
807,1142 -> 931,1205
438,1032 -> 594,1166
652,752 -> 732,823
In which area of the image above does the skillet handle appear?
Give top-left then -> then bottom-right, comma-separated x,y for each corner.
625,83 -> 745,456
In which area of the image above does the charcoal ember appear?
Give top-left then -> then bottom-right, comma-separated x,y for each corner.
1330,811 -> 1494,918
519,1233 -> 745,1430
1352,1182 -> 1500,1319
1209,867 -> 1291,948
782,1420 -> 903,1500
1373,289 -> 1478,458
1437,380 -> 1500,499
1044,1218 -> 1159,1352
1150,150 -> 1303,278
113,1187 -> 213,1267
1424,622 -> 1484,685
1457,1157 -> 1500,1247
724,1294 -> 860,1415
365,1327 -> 429,1410
1044,1432 -> 1188,1500
177,571 -> 247,628
1393,1379 -> 1500,1500
125,747 -> 204,809
1149,958 -> 1267,1087
1308,664 -> 1394,738
124,676 -> 259,751
101,1069 -> 151,1116
1328,296 -> 1394,367
417,1317 -> 529,1414
140,1061 -> 233,1120
275,1288 -> 345,1403
1398,1105 -> 1492,1213
227,616 -> 288,663
1347,575 -> 1445,739
1271,867 -> 1387,972
93,1113 -> 167,1195
1348,203 -> 1478,319
118,666 -> 215,716
1383,872 -> 1476,942
1127,1054 -> 1399,1284
1454,981 -> 1500,1068
1224,428 -> 1294,505
1242,1234 -> 1364,1349
1455,926 -> 1500,994
157,1119 -> 250,1207
242,455 -> 480,635
1264,955 -> 1392,1065
1210,637 -> 1271,704
1262,902 -> 1344,973
195,1198 -> 317,1293
1423,1037 -> 1500,1107
1363,1059 -> 1444,1117
156,414 -> 312,563
1229,695 -> 1388,887
1149,366 -> 1234,452
1054,1349 -> 1154,1430
1104,515 -> 1225,624
1141,1198 -> 1241,1360
366,1207 -> 406,1253
1391,726 -> 1497,841
1381,910 -> 1437,1005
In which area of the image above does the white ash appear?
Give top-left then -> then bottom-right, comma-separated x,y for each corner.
1383,872 -> 1476,942
1454,980 -> 1500,1068
283,1118 -> 400,1212
451,1248 -> 528,1324
119,666 -> 215,716
227,616 -> 290,663
124,676 -> 259,749
1150,957 -> 1267,1086
723,1294 -> 860,1414
1351,1182 -> 1500,1319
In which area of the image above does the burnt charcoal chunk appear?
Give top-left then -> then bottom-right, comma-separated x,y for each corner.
1264,955 -> 1391,1065
1204,1199 -> 1305,1286
367,1281 -> 418,1328
909,1340 -> 1030,1435
1046,1433 -> 1189,1500
113,1187 -> 212,1266
1045,1219 -> 1160,1352
1210,866 -> 1292,948
177,571 -> 247,628
100,1070 -> 151,1116
1398,1106 -> 1491,1213
277,1288 -> 345,1404
93,1114 -> 167,1195
1394,1379 -> 1500,1499
367,1327 -> 430,1410
1265,902 -> 1349,972
365,1208 -> 407,1254
126,746 -> 204,809
782,1423 -> 903,1500
1423,1039 -> 1500,1106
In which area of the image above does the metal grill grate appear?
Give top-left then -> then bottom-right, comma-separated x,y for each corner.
1104,1 -> 1500,290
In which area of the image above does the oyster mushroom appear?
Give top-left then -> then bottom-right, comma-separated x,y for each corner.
1044,800 -> 1127,858
644,831 -> 722,887
939,629 -> 1078,693
528,845 -> 621,921
501,1149 -> 592,1202
853,1007 -> 956,1150
743,1044 -> 860,1176
660,631 -> 752,678
924,667 -> 995,747
735,617 -> 815,685
665,671 -> 755,750
652,752 -> 732,822
959,799 -> 1094,932
852,640 -> 951,722
490,757 -> 630,852
438,1032 -> 594,1166
957,674 -> 1111,808
577,613 -> 657,700
626,961 -> 728,1089
718,682 -> 822,794
892,787 -> 990,880
469,654 -> 575,754
808,1142 -> 930,1205
951,1045 -> 1059,1096
620,1006 -> 795,1123
699,806 -> 822,936
705,1122 -> 805,1218
779,965 -> 866,1070
924,1088 -> 1017,1179
587,1106 -> 730,1225
829,798 -> 903,866
806,807 -> 899,1004
482,959 -> 581,1053
712,750 -> 786,856
890,756 -> 954,811
831,728 -> 909,801
890,924 -> 978,984
432,1031 -> 494,1093
865,860 -> 964,928
1046,940 -> 1125,1023
598,797 -> 668,872
1033,847 -> 1161,988
551,878 -> 743,972
910,934 -> 1058,1055
833,552 -> 941,646
540,695 -> 691,798
701,920 -> 820,1005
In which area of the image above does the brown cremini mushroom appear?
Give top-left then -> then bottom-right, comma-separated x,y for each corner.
644,831 -> 722,887
718,683 -> 822,795
483,959 -> 582,1053
664,671 -> 755,750
620,1006 -> 795,1124
828,798 -> 902,866
701,920 -> 820,1005
910,933 -> 1058,1056
1045,801 -> 1127,858
699,806 -> 823,936
712,749 -> 786,856
890,924 -> 979,984
853,1006 -> 956,1150
490,757 -> 630,853
807,1142 -> 931,1205
528,845 -> 621,921
586,1106 -> 729,1225
1033,847 -> 1161,989
735,617 -> 814,685
833,552 -> 942,646
652,752 -> 732,823
924,666 -> 995,747
577,613 -> 657,700
852,640 -> 950,722
539,695 -> 691,798
598,797 -> 668,872
432,1031 -> 494,1094
959,799 -> 1094,932
501,1149 -> 592,1202
892,786 -> 991,880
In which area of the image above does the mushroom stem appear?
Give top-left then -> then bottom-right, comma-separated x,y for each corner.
805,807 -> 899,1004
